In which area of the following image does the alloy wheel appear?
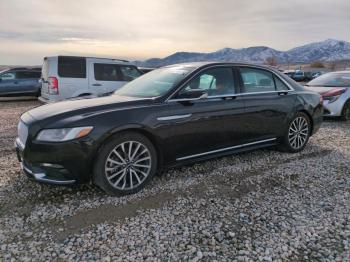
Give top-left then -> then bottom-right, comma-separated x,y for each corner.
104,141 -> 152,190
343,103 -> 350,120
288,117 -> 309,150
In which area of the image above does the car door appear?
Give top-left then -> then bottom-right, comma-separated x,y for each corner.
0,71 -> 17,95
16,71 -> 41,94
154,66 -> 247,163
238,66 -> 296,141
89,63 -> 126,94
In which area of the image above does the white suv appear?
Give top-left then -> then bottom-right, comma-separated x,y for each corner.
39,56 -> 142,103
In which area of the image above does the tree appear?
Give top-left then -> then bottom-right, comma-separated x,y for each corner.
310,61 -> 325,68
264,56 -> 278,66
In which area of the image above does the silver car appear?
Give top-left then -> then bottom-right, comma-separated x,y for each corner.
305,71 -> 350,120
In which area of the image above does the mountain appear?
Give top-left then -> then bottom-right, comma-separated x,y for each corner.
137,39 -> 350,67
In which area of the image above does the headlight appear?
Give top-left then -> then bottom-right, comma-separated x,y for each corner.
36,126 -> 93,142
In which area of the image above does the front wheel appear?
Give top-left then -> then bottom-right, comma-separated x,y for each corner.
93,132 -> 157,196
341,100 -> 350,121
279,112 -> 311,153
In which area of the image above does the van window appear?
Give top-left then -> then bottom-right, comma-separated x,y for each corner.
58,56 -> 86,78
120,66 -> 141,81
94,64 -> 123,81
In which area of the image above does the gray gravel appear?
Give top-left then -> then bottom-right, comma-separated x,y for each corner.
0,99 -> 350,261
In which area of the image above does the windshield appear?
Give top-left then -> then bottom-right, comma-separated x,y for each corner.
308,72 -> 350,87
114,66 -> 195,98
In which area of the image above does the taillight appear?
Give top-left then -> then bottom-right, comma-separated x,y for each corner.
48,76 -> 58,95
322,88 -> 346,103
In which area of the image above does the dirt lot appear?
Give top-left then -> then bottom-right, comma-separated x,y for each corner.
0,99 -> 350,261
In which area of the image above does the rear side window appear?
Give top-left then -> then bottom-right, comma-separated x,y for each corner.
94,63 -> 123,81
58,56 -> 86,78
16,71 -> 41,79
119,66 -> 141,81
240,67 -> 289,93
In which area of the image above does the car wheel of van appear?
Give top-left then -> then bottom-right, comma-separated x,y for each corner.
279,112 -> 311,153
93,132 -> 157,196
341,100 -> 350,121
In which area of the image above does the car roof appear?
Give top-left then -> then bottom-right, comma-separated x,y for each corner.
45,55 -> 130,63
163,61 -> 280,72
1,67 -> 41,73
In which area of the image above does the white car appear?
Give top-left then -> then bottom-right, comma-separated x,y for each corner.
39,56 -> 142,103
305,71 -> 350,120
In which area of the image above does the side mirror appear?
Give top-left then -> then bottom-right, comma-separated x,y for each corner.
176,89 -> 208,101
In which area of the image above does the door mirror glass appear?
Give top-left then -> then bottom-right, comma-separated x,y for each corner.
176,89 -> 208,100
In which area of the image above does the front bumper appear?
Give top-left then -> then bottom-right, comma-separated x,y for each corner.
15,137 -> 93,185
323,99 -> 345,117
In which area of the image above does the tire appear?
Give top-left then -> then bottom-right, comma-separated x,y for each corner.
341,100 -> 350,121
279,112 -> 311,153
93,132 -> 157,196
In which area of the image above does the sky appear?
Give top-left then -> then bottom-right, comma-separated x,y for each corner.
1,0 -> 350,65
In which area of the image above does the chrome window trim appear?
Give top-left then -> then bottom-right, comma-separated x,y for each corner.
166,64 -> 294,103
176,138 -> 277,161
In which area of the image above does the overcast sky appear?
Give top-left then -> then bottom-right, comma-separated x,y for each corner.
1,0 -> 349,65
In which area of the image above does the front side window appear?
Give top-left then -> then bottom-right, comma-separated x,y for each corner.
94,63 -> 123,81
120,66 -> 141,81
240,67 -> 289,93
0,72 -> 15,80
179,67 -> 236,97
58,56 -> 86,78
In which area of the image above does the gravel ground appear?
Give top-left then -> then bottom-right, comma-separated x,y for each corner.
0,99 -> 350,261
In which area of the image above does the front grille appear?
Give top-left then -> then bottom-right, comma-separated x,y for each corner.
18,121 -> 28,148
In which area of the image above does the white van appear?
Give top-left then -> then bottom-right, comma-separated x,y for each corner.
39,56 -> 142,103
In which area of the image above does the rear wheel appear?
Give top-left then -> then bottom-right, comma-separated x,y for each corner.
341,100 -> 350,121
279,112 -> 311,153
93,132 -> 157,196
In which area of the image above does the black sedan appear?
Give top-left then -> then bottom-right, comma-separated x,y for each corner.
15,62 -> 323,195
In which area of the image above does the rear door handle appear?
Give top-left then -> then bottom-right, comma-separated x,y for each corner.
278,91 -> 288,96
92,83 -> 102,86
14,81 -> 18,84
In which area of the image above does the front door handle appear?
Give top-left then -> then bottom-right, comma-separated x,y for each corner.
92,83 -> 102,86
14,81 -> 18,84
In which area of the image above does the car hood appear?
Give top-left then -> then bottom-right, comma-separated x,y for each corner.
26,95 -> 154,121
304,86 -> 339,95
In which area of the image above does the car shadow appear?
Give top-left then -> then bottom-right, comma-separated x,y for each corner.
0,96 -> 38,102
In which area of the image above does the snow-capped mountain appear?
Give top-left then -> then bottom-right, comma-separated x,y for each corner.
137,39 -> 350,67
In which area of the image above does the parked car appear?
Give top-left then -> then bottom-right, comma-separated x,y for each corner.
39,56 -> 142,103
291,70 -> 307,82
0,67 -> 41,97
16,62 -> 323,196
305,71 -> 350,120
